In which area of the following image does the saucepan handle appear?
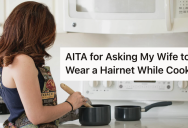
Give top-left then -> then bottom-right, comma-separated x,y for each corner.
143,101 -> 172,112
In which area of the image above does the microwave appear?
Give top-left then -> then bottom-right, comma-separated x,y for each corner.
64,0 -> 188,34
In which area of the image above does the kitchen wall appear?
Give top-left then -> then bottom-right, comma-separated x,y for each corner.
46,33 -> 188,119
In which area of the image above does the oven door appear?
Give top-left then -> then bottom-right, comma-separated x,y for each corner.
64,0 -> 188,34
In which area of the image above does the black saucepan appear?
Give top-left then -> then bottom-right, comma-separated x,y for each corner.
60,83 -> 111,126
79,104 -> 111,126
115,101 -> 172,121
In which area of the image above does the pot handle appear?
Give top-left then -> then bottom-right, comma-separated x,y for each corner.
143,101 -> 172,112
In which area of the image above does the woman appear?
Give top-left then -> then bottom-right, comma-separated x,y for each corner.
0,1 -> 90,128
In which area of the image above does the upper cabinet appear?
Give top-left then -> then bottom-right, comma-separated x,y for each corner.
54,0 -> 65,33
5,0 -> 65,33
0,0 -> 5,34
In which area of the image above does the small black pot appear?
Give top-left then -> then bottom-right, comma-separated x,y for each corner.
115,101 -> 172,121
79,104 -> 111,126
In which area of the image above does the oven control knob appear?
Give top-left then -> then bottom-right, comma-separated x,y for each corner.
103,81 -> 112,87
89,81 -> 98,87
178,81 -> 188,89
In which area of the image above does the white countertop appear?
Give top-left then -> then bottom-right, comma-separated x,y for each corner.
61,118 -> 188,128
0,115 -> 188,128
0,115 -> 9,128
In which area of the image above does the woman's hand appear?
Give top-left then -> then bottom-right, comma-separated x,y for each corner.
66,92 -> 87,110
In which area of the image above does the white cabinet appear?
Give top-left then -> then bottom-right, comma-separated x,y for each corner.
54,0 -> 66,33
5,0 -> 65,33
0,0 -> 5,34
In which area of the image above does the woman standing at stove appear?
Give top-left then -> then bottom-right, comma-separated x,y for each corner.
0,1 -> 90,128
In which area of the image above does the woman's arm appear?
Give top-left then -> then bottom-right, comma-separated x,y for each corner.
10,54 -> 85,125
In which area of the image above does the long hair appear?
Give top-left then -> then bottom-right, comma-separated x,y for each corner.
0,1 -> 56,67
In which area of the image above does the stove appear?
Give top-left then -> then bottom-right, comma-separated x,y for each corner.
82,81 -> 188,101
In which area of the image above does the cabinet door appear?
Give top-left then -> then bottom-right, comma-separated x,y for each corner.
54,0 -> 66,33
6,0 -> 54,18
0,0 -> 5,34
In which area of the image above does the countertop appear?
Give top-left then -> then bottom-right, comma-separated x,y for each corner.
0,115 -> 188,128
